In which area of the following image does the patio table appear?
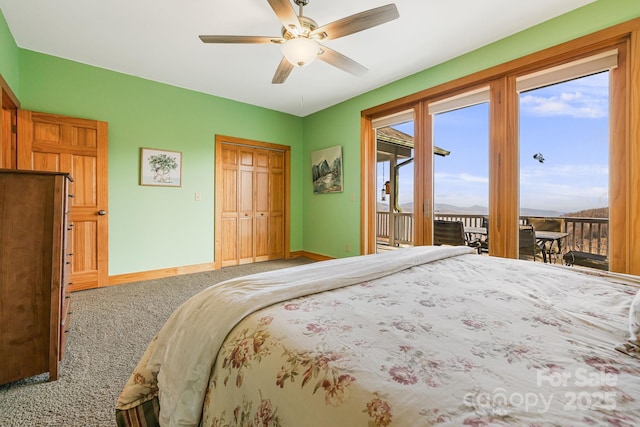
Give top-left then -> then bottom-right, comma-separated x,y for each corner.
535,230 -> 569,263
463,227 -> 568,263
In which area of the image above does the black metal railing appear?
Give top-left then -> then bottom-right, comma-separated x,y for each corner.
376,212 -> 609,257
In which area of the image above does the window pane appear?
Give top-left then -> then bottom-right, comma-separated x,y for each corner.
375,121 -> 415,251
433,103 -> 489,211
519,72 -> 609,263
432,102 -> 489,251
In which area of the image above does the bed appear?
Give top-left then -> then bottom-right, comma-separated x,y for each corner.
115,246 -> 640,426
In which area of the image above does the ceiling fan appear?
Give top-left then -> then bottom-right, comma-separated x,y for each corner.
199,0 -> 399,84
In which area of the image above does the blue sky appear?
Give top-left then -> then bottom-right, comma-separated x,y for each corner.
378,72 -> 609,214
519,72 -> 609,213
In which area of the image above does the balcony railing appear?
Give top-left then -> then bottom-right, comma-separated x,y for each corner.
553,216 -> 608,256
376,211 -> 413,245
376,212 -> 609,257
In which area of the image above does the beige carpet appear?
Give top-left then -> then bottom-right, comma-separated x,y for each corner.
0,257 -> 314,427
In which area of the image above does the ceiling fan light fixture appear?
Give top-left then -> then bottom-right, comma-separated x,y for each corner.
281,37 -> 319,67
199,1 -> 399,84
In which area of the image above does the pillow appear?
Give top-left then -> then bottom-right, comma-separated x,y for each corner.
630,288 -> 640,344
615,289 -> 640,359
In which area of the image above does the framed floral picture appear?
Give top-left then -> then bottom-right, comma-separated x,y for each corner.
140,148 -> 182,187
311,145 -> 343,194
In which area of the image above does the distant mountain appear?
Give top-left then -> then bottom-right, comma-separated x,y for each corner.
434,203 -> 487,215
563,207 -> 608,218
520,207 -> 564,217
377,202 -> 563,217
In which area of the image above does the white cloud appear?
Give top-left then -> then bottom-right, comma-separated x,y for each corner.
520,185 -> 608,213
520,163 -> 608,212
434,172 -> 489,184
520,73 -> 609,119
520,92 -> 606,118
520,163 -> 608,180
432,173 -> 489,207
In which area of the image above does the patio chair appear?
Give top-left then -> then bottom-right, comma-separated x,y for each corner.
519,224 -> 540,262
479,216 -> 489,253
563,250 -> 609,270
434,220 -> 481,253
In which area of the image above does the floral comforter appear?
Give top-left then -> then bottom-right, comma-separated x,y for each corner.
116,246 -> 640,427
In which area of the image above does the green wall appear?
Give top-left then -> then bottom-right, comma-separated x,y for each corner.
302,0 -> 640,258
13,49 -> 304,275
2,0 -> 640,273
0,8 -> 19,97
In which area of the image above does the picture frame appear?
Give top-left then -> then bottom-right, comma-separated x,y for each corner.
140,147 -> 182,187
311,145 -> 343,194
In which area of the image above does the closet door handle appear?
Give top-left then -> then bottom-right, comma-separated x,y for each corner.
97,210 -> 106,216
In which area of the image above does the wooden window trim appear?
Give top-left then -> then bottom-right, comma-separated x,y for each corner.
361,17 -> 640,275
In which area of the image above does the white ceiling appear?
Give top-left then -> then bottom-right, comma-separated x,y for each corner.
0,0 -> 594,117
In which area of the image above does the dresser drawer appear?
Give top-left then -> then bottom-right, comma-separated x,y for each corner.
59,299 -> 71,361
62,254 -> 73,293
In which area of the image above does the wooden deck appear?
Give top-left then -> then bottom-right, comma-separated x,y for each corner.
376,212 -> 609,268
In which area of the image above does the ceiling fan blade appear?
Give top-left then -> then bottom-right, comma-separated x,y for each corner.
310,4 -> 399,40
272,57 -> 294,84
199,35 -> 282,44
317,44 -> 367,76
267,0 -> 301,32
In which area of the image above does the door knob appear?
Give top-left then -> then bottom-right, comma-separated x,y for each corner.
97,210 -> 107,216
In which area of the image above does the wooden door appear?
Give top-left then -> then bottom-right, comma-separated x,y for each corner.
269,150 -> 285,259
254,148 -> 271,262
1,81 -> 19,169
238,147 -> 255,265
1,108 -> 16,168
215,136 -> 289,268
220,144 -> 261,266
219,145 -> 239,266
17,110 -> 108,290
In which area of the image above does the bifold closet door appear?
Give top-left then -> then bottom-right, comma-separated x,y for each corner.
219,142 -> 285,267
268,150 -> 285,260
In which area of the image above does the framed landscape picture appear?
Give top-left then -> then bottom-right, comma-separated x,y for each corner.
311,145 -> 343,194
140,148 -> 182,187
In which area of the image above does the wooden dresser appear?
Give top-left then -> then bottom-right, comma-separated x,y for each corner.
0,169 -> 73,384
